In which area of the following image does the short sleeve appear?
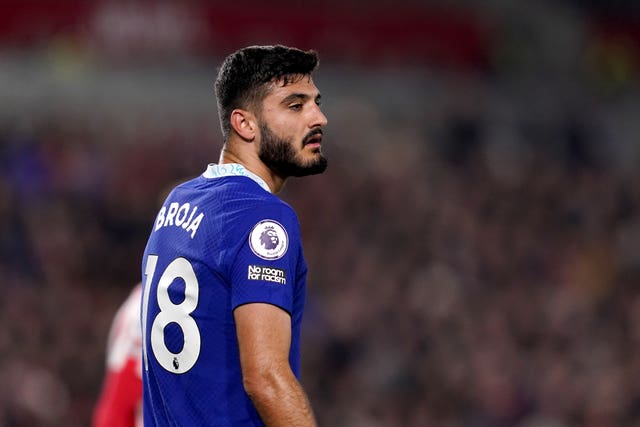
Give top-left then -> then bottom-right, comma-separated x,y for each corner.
229,203 -> 302,315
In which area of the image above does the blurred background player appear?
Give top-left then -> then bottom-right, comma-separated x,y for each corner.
92,283 -> 142,427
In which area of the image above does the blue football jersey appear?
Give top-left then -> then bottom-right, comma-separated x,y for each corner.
141,163 -> 308,426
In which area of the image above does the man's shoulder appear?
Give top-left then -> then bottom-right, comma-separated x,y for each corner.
210,177 -> 297,215
158,175 -> 300,240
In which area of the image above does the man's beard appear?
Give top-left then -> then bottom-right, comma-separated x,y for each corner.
258,123 -> 328,177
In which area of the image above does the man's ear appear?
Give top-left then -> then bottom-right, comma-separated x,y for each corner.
230,109 -> 257,141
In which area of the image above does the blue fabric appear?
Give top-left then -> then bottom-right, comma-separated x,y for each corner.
141,165 -> 307,426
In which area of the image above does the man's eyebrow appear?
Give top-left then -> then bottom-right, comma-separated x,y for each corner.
281,93 -> 322,104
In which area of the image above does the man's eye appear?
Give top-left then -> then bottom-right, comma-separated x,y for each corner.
289,104 -> 302,110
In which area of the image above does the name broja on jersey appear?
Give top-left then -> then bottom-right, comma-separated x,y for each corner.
154,202 -> 204,238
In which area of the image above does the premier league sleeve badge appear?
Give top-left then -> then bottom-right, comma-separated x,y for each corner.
248,220 -> 289,260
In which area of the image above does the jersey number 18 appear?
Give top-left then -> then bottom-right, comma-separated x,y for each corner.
142,254 -> 202,374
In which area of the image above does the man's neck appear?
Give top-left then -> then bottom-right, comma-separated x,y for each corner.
218,147 -> 285,194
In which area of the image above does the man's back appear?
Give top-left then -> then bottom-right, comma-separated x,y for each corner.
141,164 -> 307,426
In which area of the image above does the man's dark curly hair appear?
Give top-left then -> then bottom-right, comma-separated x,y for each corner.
214,45 -> 319,141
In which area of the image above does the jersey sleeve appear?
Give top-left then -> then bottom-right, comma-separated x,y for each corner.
229,203 -> 302,314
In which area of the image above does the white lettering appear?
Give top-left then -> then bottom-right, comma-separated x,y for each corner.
182,205 -> 198,229
247,265 -> 287,285
153,202 -> 204,238
186,213 -> 204,239
155,206 -> 167,231
261,267 -> 284,277
262,274 -> 286,284
164,202 -> 179,226
175,203 -> 190,226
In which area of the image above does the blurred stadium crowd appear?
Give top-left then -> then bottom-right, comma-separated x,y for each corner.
1,1 -> 640,426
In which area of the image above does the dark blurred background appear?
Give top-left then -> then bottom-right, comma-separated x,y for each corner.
1,1 -> 639,426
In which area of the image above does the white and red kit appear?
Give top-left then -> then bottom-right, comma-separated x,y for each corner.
93,284 -> 143,427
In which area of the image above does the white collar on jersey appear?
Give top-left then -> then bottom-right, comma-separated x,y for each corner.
202,163 -> 271,193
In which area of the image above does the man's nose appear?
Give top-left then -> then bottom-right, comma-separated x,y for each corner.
310,104 -> 328,128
